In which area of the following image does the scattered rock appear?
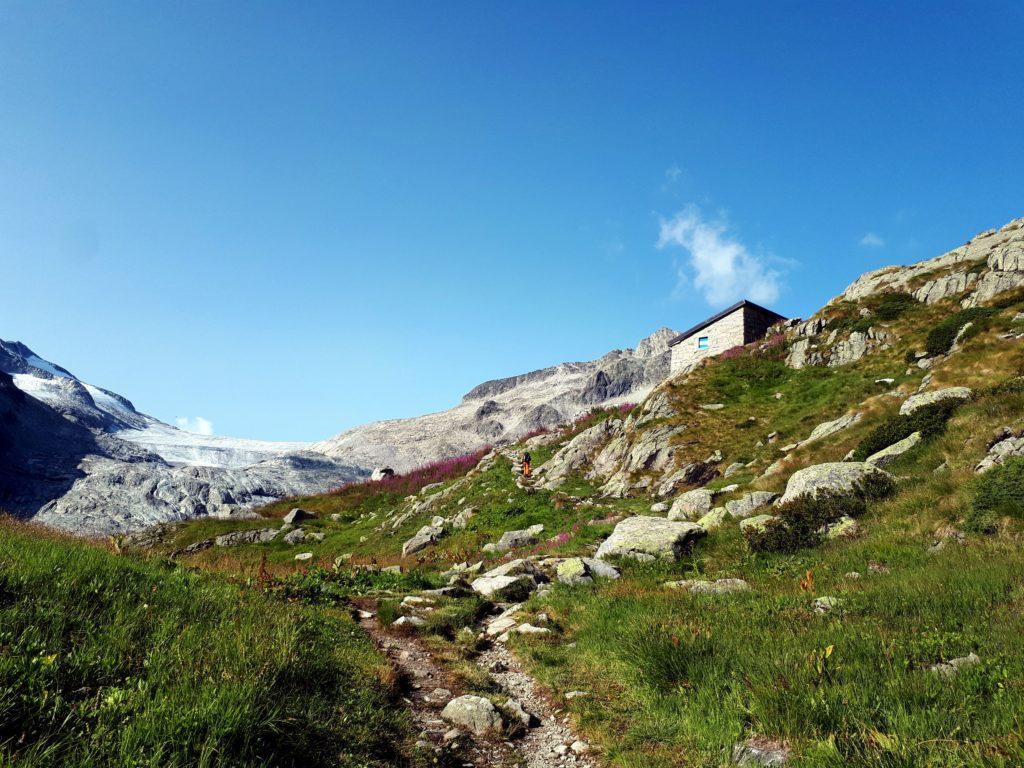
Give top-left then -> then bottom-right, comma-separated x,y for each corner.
214,528 -> 279,546
595,516 -> 707,562
696,507 -> 728,531
665,578 -> 750,595
495,524 -> 545,552
733,737 -> 789,766
282,508 -> 315,525
740,514 -> 778,535
926,653 -> 981,678
556,557 -> 620,586
402,524 -> 445,557
821,515 -> 860,540
812,596 -> 841,614
294,551 -> 313,561
723,461 -> 745,477
725,491 -> 777,519
471,559 -> 549,600
283,528 -> 307,545
649,501 -> 669,513
440,695 -> 504,736
393,615 -> 427,628
515,623 -> 551,635
668,488 -> 716,520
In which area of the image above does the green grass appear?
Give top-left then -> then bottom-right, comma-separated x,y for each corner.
0,522 -> 414,768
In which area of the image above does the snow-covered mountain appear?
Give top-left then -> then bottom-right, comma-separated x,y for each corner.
0,339 -> 365,535
0,340 -> 306,469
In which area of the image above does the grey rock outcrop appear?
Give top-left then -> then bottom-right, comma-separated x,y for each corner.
595,516 -> 706,562
402,524 -> 445,556
899,387 -> 973,416
778,462 -> 894,506
313,328 -> 680,473
866,431 -> 922,467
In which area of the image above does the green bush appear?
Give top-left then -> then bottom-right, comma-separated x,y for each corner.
871,291 -> 920,321
746,483 -> 894,554
925,307 -> 994,356
972,457 -> 1024,521
852,399 -> 963,461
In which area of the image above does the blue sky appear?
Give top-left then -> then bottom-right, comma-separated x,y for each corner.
1,1 -> 1021,441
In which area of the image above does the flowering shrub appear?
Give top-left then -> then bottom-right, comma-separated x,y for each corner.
331,448 -> 490,498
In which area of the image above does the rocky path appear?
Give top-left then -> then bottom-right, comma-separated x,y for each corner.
358,605 -> 598,768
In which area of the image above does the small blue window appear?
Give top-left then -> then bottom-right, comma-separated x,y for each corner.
697,336 -> 709,350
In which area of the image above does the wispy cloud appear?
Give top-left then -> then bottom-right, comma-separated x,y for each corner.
176,416 -> 214,435
664,164 -> 682,184
657,206 -> 781,307
859,232 -> 885,248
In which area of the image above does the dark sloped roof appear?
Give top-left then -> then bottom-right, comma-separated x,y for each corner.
668,300 -> 786,347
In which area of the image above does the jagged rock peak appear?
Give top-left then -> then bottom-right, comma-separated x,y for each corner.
634,327 -> 678,358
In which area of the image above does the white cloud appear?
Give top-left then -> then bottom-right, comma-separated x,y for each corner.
665,164 -> 682,183
859,232 -> 885,248
176,416 -> 214,435
657,206 -> 781,307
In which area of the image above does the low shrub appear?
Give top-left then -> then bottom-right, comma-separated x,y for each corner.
972,457 -> 1024,521
266,566 -> 432,606
925,307 -> 995,357
871,291 -> 920,321
852,399 -> 963,461
423,596 -> 489,639
746,483 -> 894,554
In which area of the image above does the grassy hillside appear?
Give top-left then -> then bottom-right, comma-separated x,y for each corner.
132,277 -> 1024,767
0,520 -> 414,767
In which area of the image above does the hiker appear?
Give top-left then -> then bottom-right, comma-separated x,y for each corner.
522,451 -> 532,477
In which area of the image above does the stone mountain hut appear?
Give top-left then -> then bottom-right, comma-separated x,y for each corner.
668,299 -> 786,374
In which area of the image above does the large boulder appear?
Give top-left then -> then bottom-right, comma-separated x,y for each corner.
495,524 -> 544,552
778,462 -> 894,506
471,559 -> 548,600
441,695 -> 504,736
899,387 -> 973,416
595,516 -> 706,562
282,507 -> 315,525
668,488 -> 715,520
866,431 -> 922,467
402,524 -> 444,557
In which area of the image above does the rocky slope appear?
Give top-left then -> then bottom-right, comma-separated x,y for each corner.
312,327 -> 679,471
1,328 -> 679,535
